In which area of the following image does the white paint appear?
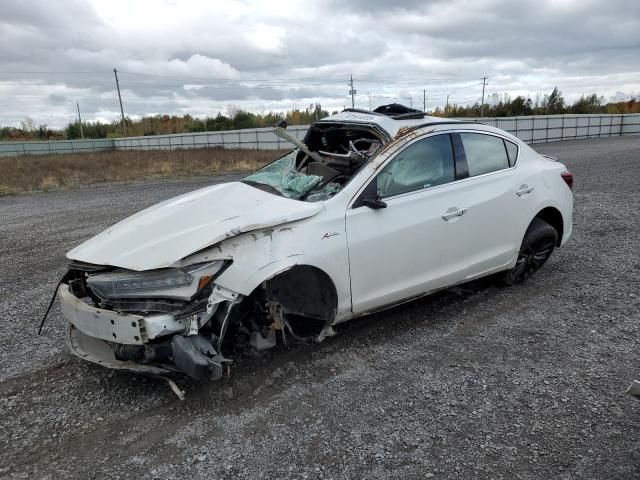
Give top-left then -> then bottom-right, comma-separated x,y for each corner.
66,119 -> 573,326
67,181 -> 322,270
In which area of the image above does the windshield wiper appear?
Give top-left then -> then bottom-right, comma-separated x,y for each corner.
241,180 -> 284,197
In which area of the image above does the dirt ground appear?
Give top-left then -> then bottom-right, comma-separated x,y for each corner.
0,147 -> 283,195
1,136 -> 639,479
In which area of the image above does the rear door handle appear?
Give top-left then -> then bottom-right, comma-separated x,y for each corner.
442,207 -> 467,221
516,184 -> 535,196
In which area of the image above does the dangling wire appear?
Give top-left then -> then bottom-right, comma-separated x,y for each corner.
38,271 -> 71,334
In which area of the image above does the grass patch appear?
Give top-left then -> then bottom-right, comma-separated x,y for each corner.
0,148 -> 287,195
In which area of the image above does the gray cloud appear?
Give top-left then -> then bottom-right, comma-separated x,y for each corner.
48,93 -> 67,104
1,0 -> 102,30
328,0 -> 440,13
0,0 -> 638,128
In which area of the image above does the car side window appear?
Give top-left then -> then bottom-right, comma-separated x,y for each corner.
377,134 -> 455,198
504,139 -> 518,167
460,133 -> 510,176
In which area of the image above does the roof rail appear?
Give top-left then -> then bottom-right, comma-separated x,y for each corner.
406,120 -> 484,131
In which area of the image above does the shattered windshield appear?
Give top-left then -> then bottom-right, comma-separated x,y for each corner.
242,151 -> 340,201
242,124 -> 384,201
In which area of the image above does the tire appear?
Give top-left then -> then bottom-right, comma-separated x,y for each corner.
503,217 -> 558,286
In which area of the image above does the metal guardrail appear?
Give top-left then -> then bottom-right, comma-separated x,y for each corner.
1,114 -> 639,157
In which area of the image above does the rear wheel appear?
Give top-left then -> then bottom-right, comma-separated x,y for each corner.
503,218 -> 558,285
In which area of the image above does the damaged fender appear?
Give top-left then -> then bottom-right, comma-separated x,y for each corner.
66,182 -> 322,271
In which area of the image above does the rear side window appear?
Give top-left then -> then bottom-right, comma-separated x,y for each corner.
460,133 -> 510,177
377,134 -> 455,198
505,140 -> 518,167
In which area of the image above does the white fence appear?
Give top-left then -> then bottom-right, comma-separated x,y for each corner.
113,125 -> 309,151
0,138 -> 113,157
471,114 -> 639,144
1,114 -> 639,157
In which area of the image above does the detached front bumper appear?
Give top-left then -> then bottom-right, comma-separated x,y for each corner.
58,285 -> 187,344
68,325 -> 174,375
58,284 -> 231,380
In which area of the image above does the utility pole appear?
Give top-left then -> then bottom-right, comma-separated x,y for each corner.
480,76 -> 488,117
423,89 -> 426,112
348,74 -> 356,108
76,101 -> 84,139
446,91 -> 456,115
113,68 -> 127,135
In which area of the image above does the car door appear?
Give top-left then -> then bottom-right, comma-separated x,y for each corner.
345,133 -> 471,314
453,132 -> 536,279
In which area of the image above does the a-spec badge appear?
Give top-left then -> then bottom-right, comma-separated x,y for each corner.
322,232 -> 341,239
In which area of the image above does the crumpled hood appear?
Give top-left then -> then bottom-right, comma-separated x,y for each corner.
67,182 -> 322,270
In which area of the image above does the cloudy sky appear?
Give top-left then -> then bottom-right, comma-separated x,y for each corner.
1,0 -> 639,128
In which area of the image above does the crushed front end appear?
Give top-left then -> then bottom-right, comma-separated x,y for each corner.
58,260 -> 241,381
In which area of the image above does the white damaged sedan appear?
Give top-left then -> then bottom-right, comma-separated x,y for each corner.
45,104 -> 573,381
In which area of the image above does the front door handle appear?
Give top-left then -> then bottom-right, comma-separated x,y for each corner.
442,207 -> 467,221
516,184 -> 535,196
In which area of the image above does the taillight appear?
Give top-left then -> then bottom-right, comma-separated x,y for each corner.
561,170 -> 573,190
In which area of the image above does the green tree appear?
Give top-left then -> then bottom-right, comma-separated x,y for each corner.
543,87 -> 565,114
570,94 -> 603,114
66,122 -> 83,139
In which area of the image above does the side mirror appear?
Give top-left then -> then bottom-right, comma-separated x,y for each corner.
362,196 -> 387,209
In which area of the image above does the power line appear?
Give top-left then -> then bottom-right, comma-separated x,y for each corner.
117,70 -> 459,83
0,69 -> 464,84
0,71 -> 109,75
0,83 -> 71,86
116,70 -> 469,89
0,70 -> 482,94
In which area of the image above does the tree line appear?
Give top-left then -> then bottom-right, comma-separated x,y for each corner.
1,103 -> 331,141
1,89 -> 638,141
439,88 -> 640,118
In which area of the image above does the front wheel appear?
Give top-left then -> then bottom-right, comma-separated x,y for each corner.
503,218 -> 558,285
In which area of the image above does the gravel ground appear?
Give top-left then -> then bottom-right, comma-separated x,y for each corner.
1,136 -> 639,479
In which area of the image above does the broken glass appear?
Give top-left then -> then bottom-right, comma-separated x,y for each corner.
243,151 -> 323,200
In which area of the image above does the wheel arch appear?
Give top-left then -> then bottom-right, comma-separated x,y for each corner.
262,264 -> 339,322
234,260 -> 340,324
533,206 -> 564,246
